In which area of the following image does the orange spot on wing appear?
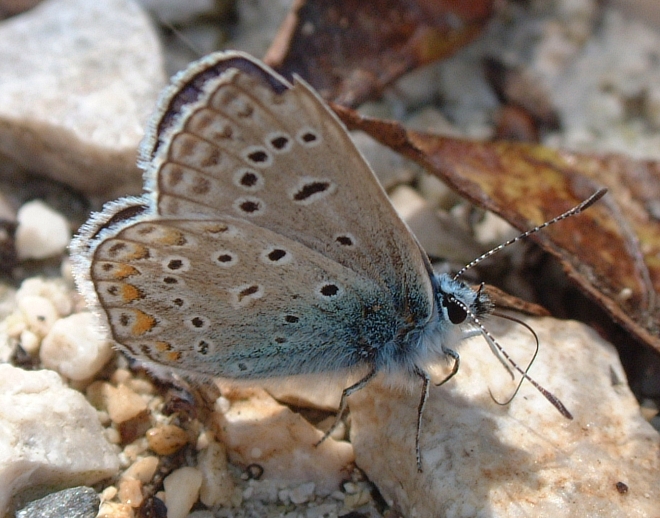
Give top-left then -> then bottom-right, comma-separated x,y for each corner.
121,284 -> 143,303
126,244 -> 150,260
155,341 -> 172,352
113,264 -> 139,279
131,310 -> 156,336
158,228 -> 186,246
166,351 -> 182,362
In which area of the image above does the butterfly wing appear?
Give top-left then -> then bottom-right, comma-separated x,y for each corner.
89,216 -> 403,379
141,52 -> 435,327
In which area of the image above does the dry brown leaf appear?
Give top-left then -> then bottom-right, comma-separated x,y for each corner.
481,285 -> 551,317
333,105 -> 660,353
264,0 -> 494,107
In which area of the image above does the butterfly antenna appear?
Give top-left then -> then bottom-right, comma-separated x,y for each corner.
154,16 -> 204,59
487,312 -> 540,406
452,297 -> 574,419
453,188 -> 607,280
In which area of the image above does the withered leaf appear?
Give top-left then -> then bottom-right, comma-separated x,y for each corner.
333,105 -> 660,353
481,285 -> 551,317
264,0 -> 494,107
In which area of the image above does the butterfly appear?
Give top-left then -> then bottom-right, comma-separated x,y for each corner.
71,51 -> 605,472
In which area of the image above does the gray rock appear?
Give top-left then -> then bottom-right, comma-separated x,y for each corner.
16,486 -> 99,518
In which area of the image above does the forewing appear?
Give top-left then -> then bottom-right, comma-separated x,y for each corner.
141,51 -> 434,324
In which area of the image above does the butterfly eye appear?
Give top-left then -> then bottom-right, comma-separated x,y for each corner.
444,296 -> 467,324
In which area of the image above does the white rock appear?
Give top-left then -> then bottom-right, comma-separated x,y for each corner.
213,386 -> 354,494
163,466 -> 202,518
15,200 -> 70,260
0,364 -> 119,514
0,0 -> 166,198
40,312 -> 113,380
348,317 -> 660,517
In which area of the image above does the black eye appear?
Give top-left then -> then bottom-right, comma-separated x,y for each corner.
444,297 -> 467,324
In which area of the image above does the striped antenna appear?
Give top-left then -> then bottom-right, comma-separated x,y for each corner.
454,188 -> 607,280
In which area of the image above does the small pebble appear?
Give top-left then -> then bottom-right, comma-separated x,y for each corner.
214,396 -> 231,413
289,481 -> 315,505
343,488 -> 372,509
198,439 -> 235,507
163,466 -> 203,518
242,485 -> 254,500
104,427 -> 121,445
111,368 -> 133,385
16,277 -> 73,316
122,437 -> 150,463
342,482 -> 358,494
97,501 -> 134,518
123,455 -> 159,483
126,377 -> 155,395
15,200 -> 70,260
103,383 -> 148,424
118,476 -> 144,507
306,503 -> 341,518
100,485 -> 118,501
118,412 -> 151,445
17,295 -> 59,337
19,329 -> 40,354
230,486 -> 244,508
146,424 -> 189,455
331,490 -> 345,501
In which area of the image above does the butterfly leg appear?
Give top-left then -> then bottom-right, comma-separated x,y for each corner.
414,366 -> 431,472
315,367 -> 378,447
435,348 -> 460,387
